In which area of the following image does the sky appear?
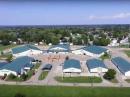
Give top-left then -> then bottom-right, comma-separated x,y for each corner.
0,0 -> 130,25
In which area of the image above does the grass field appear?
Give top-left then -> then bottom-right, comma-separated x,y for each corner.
55,76 -> 102,83
124,50 -> 130,57
0,44 -> 17,51
38,71 -> 49,80
125,79 -> 130,83
0,85 -> 130,97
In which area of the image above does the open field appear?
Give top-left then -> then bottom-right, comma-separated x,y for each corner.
0,44 -> 17,51
55,76 -> 102,83
0,85 -> 130,97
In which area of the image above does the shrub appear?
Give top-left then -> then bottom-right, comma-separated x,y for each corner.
103,69 -> 116,80
21,73 -> 28,81
14,93 -> 26,97
8,74 -> 16,79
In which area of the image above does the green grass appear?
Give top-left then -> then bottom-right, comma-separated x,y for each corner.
125,79 -> 130,83
38,71 -> 49,80
124,50 -> 130,57
0,44 -> 17,51
109,79 -> 118,83
0,85 -> 130,97
26,63 -> 41,80
119,45 -> 129,48
100,53 -> 110,60
6,76 -> 23,82
55,76 -> 102,83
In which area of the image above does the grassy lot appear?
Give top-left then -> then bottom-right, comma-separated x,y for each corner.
124,50 -> 130,57
0,44 -> 17,51
55,76 -> 102,83
0,85 -> 130,97
125,79 -> 130,83
109,78 -> 118,83
38,71 -> 49,80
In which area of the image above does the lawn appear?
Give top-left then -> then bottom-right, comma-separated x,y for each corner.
0,85 -> 130,97
124,50 -> 130,57
0,44 -> 17,51
38,71 -> 49,80
100,53 -> 110,60
125,79 -> 130,83
55,76 -> 102,83
109,78 -> 118,83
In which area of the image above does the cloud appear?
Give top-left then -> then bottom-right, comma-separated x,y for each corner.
88,12 -> 130,20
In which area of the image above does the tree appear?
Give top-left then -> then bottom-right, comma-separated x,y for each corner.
93,38 -> 110,46
21,73 -> 28,81
6,54 -> 13,62
14,93 -> 26,97
103,69 -> 116,80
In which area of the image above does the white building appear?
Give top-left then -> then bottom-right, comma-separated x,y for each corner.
0,56 -> 34,76
63,59 -> 81,73
87,59 -> 108,73
12,44 -> 42,58
112,57 -> 130,76
108,39 -> 119,46
72,45 -> 108,58
48,44 -> 70,54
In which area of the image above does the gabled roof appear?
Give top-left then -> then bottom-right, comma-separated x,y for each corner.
82,45 -> 107,54
48,44 -> 70,52
12,44 -> 41,54
0,62 -> 8,68
0,56 -> 34,73
63,59 -> 81,69
87,59 -> 107,69
112,57 -> 130,74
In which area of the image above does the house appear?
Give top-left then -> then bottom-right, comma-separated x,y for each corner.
86,59 -> 108,73
108,39 -> 119,47
72,45 -> 108,57
0,56 -> 35,76
47,44 -> 70,54
63,59 -> 81,73
12,44 -> 42,58
112,57 -> 130,76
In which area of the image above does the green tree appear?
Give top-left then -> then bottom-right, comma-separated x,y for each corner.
103,69 -> 116,80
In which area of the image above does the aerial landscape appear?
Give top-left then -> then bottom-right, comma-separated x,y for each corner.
1,0 -> 130,97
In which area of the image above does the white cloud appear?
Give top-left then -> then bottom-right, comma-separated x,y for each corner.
88,12 -> 130,20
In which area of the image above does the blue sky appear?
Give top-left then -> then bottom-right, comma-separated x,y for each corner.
0,0 -> 130,25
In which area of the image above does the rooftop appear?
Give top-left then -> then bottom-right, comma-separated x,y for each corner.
0,56 -> 34,73
87,59 -> 107,69
63,59 -> 81,69
12,44 -> 41,54
112,57 -> 130,74
82,45 -> 107,54
48,44 -> 70,52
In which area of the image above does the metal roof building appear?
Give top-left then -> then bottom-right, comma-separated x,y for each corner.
12,44 -> 42,58
112,57 -> 130,76
87,59 -> 108,73
0,56 -> 34,76
72,45 -> 108,57
48,44 -> 70,54
83,46 -> 107,54
63,59 -> 81,73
